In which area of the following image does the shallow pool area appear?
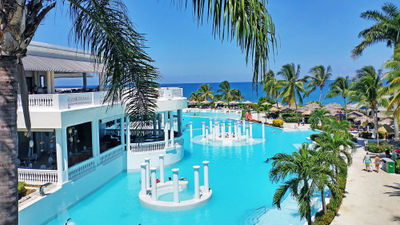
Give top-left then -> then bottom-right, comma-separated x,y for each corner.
47,112 -> 321,225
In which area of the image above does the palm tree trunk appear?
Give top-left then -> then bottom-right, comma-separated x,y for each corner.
374,108 -> 379,145
0,56 -> 19,224
321,189 -> 327,214
319,87 -> 323,103
307,212 -> 312,225
343,97 -> 347,110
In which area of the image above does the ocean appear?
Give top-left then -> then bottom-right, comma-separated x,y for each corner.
161,81 -> 345,106
55,81 -> 345,106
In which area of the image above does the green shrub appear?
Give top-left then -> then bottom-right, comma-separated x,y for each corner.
272,119 -> 284,127
360,131 -> 372,139
18,181 -> 26,198
284,116 -> 302,123
367,142 -> 393,153
395,159 -> 400,174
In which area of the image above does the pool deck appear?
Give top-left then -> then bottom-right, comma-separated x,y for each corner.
332,147 -> 400,225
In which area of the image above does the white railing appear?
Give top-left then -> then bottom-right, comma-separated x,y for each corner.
130,137 -> 183,153
68,158 -> 96,180
158,87 -> 183,99
100,146 -> 123,165
18,168 -> 58,184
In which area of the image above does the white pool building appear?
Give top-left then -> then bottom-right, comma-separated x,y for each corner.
17,42 -> 187,225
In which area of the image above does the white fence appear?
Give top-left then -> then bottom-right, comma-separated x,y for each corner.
100,146 -> 123,165
18,169 -> 58,184
68,158 -> 96,181
130,137 -> 183,153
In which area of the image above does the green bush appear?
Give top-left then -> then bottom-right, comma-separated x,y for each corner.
18,181 -> 26,198
272,119 -> 284,127
395,159 -> 400,174
367,142 -> 393,153
360,131 -> 372,139
284,116 -> 302,123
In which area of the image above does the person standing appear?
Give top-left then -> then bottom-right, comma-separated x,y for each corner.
363,152 -> 371,172
374,154 -> 382,173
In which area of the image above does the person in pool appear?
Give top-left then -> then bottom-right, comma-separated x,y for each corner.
363,152 -> 371,172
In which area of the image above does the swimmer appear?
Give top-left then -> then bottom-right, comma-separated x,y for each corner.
265,158 -> 270,163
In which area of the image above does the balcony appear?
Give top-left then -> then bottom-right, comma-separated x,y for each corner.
17,87 -> 185,111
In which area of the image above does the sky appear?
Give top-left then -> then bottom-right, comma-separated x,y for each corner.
33,0 -> 393,84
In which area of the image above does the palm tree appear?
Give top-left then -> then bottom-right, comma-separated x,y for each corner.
189,92 -> 201,101
270,144 -> 336,225
353,2 -> 400,140
350,66 -> 388,144
217,80 -> 234,104
277,64 -> 307,109
231,89 -> 244,102
314,131 -> 354,167
321,118 -> 352,138
262,70 -> 282,107
326,76 -> 351,110
0,1 -> 277,222
308,108 -> 330,129
305,65 -> 333,103
197,84 -> 214,101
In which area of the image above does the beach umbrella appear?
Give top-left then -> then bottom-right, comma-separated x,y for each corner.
215,101 -> 224,105
229,101 -> 239,105
380,118 -> 394,126
262,102 -> 271,106
269,106 -> 279,112
188,100 -> 197,105
325,103 -> 342,109
244,100 -> 255,105
305,102 -> 321,111
302,110 -> 312,116
347,111 -> 365,119
201,100 -> 210,104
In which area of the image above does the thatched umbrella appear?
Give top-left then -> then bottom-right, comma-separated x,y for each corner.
347,111 -> 365,119
302,110 -> 312,116
354,115 -> 373,124
229,101 -> 239,105
188,100 -> 197,105
215,100 -> 224,105
244,100 -> 255,105
304,102 -> 321,111
346,103 -> 358,111
269,106 -> 279,112
201,100 -> 210,104
379,118 -> 394,126
262,102 -> 271,106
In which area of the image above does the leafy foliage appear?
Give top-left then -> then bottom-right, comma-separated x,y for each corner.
326,76 -> 351,109
197,84 -> 214,101
308,109 -> 330,129
277,63 -> 306,108
305,65 -> 332,103
272,119 -> 283,127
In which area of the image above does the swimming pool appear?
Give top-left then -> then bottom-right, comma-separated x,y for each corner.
47,112 -> 320,225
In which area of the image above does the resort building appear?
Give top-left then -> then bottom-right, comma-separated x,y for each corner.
17,42 -> 187,225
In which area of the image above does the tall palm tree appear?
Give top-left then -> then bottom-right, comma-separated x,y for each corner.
197,84 -> 214,101
0,1 -> 277,223
217,80 -> 233,103
314,131 -> 354,167
326,76 -> 351,110
231,89 -> 244,102
262,70 -> 282,107
350,66 -> 388,144
353,2 -> 400,140
270,144 -> 336,225
277,64 -> 306,109
308,108 -> 330,129
189,92 -> 201,101
305,65 -> 333,103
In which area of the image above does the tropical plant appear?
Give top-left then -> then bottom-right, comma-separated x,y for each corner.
305,65 -> 332,103
217,81 -> 232,103
326,76 -> 351,110
308,108 -> 330,129
350,66 -> 388,144
262,70 -> 282,107
270,144 -> 337,225
321,118 -> 352,138
277,64 -> 306,109
314,131 -> 354,167
353,2 -> 400,140
0,0 -> 277,222
231,88 -> 244,102
197,84 -> 214,101
189,92 -> 201,101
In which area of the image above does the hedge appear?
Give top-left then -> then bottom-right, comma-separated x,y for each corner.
367,142 -> 393,153
284,116 -> 302,123
272,119 -> 284,127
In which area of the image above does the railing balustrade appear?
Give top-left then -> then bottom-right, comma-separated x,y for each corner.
100,146 -> 123,165
18,169 -> 58,184
130,137 -> 183,153
68,158 -> 96,180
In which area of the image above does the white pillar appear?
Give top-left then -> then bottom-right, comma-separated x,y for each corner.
140,163 -> 147,192
163,111 -> 168,128
169,112 -> 174,146
145,158 -> 150,190
126,116 -> 131,151
193,165 -> 200,200
91,119 -> 100,165
205,128 -> 209,140
190,122 -> 193,139
246,129 -> 249,142
228,122 -> 232,139
262,122 -> 265,139
203,161 -> 209,193
159,154 -> 165,183
202,122 -> 205,139
222,122 -> 226,139
238,127 -> 242,139
120,117 -> 125,148
151,167 -> 157,201
172,168 -> 180,203
61,128 -> 69,181
216,122 -> 220,138
242,119 -> 246,135
209,120 -> 213,136
250,122 -> 253,139
164,125 -> 169,149
55,129 -> 65,185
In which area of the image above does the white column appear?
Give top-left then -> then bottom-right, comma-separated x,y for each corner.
126,116 -> 131,151
246,129 -> 249,142
61,128 -> 69,181
169,112 -> 174,146
140,163 -> 147,192
222,122 -> 226,139
205,128 -> 209,140
120,117 -> 125,148
262,122 -> 265,139
216,122 -> 220,138
238,127 -> 242,139
151,167 -> 157,201
203,161 -> 209,193
193,165 -> 200,200
190,122 -> 193,139
202,122 -> 205,139
163,111 -> 168,128
164,124 -> 169,149
91,119 -> 100,165
242,119 -> 245,134
250,122 -> 253,139
159,154 -> 165,183
145,158 -> 150,190
209,120 -> 213,136
55,129 -> 65,185
228,122 -> 232,139
172,168 -> 180,203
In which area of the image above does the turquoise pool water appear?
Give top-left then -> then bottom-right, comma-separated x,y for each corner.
48,112 -> 320,225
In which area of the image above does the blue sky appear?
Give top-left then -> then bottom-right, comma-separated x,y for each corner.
33,0 -> 393,84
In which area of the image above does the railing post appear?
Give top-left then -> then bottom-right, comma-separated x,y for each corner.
55,129 -> 65,186
150,167 -> 157,200
145,158 -> 151,190
172,168 -> 180,203
203,161 -> 210,193
193,165 -> 200,200
159,155 -> 165,183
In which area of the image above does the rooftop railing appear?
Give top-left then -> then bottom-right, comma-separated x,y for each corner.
17,87 -> 183,111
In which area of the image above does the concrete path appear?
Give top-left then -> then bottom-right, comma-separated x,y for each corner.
332,147 -> 400,225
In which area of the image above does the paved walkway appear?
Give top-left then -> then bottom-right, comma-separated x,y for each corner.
332,147 -> 400,225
